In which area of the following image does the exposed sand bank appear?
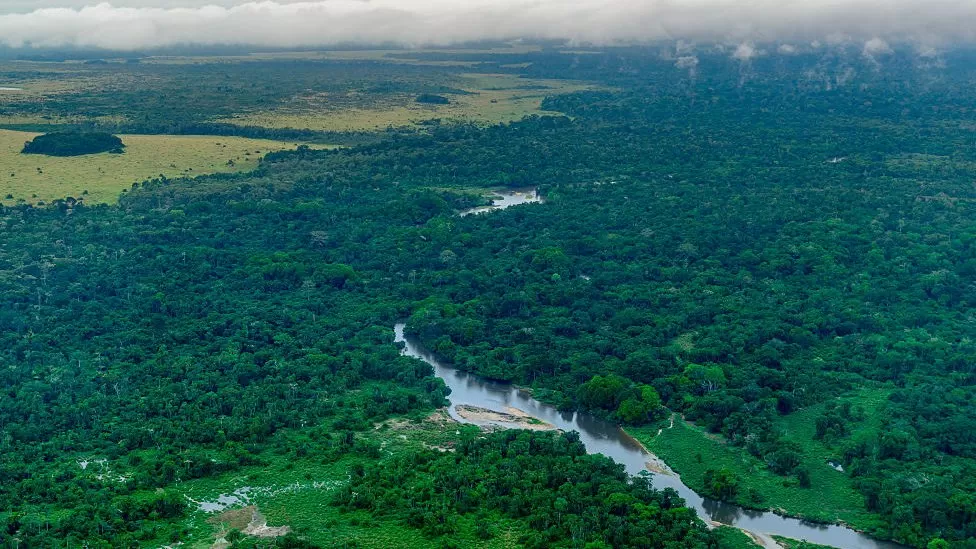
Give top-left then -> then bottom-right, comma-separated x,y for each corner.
455,404 -> 557,431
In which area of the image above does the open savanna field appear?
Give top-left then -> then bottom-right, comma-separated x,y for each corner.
0,130 -> 332,204
216,72 -> 596,131
146,413 -> 525,549
0,51 -> 597,133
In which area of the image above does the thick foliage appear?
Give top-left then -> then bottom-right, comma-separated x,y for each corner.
336,429 -> 711,548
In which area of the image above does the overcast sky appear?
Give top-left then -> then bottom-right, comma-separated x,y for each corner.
0,1 -> 974,51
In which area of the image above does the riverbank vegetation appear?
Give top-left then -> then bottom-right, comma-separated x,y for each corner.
1,45 -> 976,548
632,419 -> 878,530
773,537 -> 842,549
714,527 -> 763,548
631,388 -> 895,531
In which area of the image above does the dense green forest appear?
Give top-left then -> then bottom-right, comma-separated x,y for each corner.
2,46 -> 976,547
337,429 -> 710,548
0,138 -> 715,547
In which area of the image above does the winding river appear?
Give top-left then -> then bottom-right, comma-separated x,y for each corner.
390,186 -> 902,549
395,325 -> 900,549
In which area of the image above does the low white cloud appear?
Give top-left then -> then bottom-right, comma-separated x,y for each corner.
914,44 -> 945,68
675,55 -> 699,69
1,1 -> 976,51
675,39 -> 697,56
863,37 -> 893,56
675,54 -> 699,76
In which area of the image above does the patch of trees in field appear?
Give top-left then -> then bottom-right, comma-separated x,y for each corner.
22,131 -> 124,156
416,93 -> 450,105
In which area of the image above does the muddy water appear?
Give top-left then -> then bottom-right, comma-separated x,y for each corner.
395,324 -> 901,549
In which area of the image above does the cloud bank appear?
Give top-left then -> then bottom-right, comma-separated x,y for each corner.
2,1 -> 976,51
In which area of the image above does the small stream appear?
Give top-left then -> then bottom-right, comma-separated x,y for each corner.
395,325 -> 901,549
458,188 -> 543,216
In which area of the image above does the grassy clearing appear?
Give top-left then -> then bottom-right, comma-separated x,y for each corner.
0,114 -> 128,129
176,458 -> 353,548
0,67 -> 134,127
0,68 -> 125,96
714,526 -> 762,548
631,389 -> 892,533
261,488 -> 522,549
173,411 -> 523,548
218,72 -> 595,132
0,130 -> 333,205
